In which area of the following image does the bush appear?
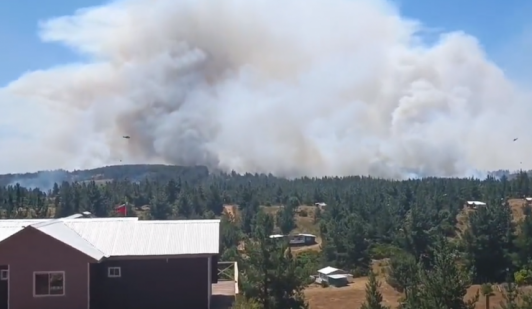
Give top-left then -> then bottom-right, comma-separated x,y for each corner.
370,243 -> 403,260
385,274 -> 404,292
352,266 -> 369,278
514,268 -> 532,286
298,209 -> 308,217
231,296 -> 261,309
295,251 -> 321,284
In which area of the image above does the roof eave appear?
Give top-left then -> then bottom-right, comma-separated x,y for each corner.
104,253 -> 217,260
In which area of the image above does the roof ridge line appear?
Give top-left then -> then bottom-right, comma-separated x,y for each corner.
62,222 -> 108,258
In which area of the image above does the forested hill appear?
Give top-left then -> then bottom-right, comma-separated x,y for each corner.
0,164 -> 525,189
0,164 -> 210,188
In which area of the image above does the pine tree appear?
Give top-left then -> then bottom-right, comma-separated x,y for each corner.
386,251 -> 418,297
499,272 -> 520,309
361,271 -> 389,309
277,205 -> 296,235
481,284 -> 495,309
240,210 -> 307,309
421,238 -> 478,309
402,238 -> 478,309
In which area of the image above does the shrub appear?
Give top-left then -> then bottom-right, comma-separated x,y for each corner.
514,268 -> 532,286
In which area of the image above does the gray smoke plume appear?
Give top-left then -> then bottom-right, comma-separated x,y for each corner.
0,0 -> 531,178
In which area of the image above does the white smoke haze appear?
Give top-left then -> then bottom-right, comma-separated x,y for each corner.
1,0 -> 531,178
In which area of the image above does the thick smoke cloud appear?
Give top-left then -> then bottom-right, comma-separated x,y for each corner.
0,0 -> 531,178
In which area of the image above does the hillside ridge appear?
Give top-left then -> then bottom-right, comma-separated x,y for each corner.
0,164 -> 209,189
0,164 -> 530,190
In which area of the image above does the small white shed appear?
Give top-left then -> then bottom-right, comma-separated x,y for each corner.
316,266 -> 349,287
465,201 -> 486,209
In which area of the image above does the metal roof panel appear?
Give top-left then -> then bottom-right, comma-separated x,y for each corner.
65,219 -> 220,256
31,221 -> 105,260
0,217 -> 219,258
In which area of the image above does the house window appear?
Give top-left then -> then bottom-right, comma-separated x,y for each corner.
34,271 -> 64,296
0,270 -> 7,280
107,267 -> 121,278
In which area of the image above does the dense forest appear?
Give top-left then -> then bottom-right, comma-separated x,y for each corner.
3,164 -> 532,308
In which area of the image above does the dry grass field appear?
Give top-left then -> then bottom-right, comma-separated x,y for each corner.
509,198 -> 528,222
304,278 -> 506,309
305,256 -> 510,309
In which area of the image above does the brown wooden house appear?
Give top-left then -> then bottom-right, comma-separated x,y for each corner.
0,216 -> 220,309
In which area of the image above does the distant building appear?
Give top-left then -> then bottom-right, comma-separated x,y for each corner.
269,233 -> 317,246
0,215 -> 220,309
314,202 -> 327,207
289,233 -> 317,246
525,197 -> 532,205
465,201 -> 486,209
135,204 -> 151,211
316,266 -> 349,287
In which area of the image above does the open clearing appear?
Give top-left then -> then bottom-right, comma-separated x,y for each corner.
456,198 -> 527,232
304,278 -> 504,309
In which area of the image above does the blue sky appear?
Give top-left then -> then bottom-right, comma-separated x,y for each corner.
0,0 -> 530,86
0,0 -> 106,86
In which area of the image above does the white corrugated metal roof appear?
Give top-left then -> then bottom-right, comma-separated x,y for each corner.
466,201 -> 486,206
0,216 -> 219,260
63,217 -> 139,222
0,219 -> 49,225
31,221 -> 105,260
65,219 -> 220,257
318,266 -> 339,274
0,219 -> 49,242
0,217 -> 138,243
328,274 -> 348,279
0,227 -> 25,242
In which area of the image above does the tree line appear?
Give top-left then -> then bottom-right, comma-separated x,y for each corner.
3,165 -> 532,308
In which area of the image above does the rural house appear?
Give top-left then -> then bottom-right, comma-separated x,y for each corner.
289,233 -> 317,246
316,266 -> 349,287
269,233 -> 317,246
0,215 -> 220,309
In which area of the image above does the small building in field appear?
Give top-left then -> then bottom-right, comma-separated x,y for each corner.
314,202 -> 327,209
0,215 -> 220,309
269,234 -> 285,240
269,233 -> 317,246
289,233 -> 317,246
525,197 -> 532,205
316,266 -> 349,287
465,201 -> 486,209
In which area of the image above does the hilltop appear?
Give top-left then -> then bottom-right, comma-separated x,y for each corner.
0,164 -> 210,189
1,164 -> 530,191
0,164 -> 532,188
